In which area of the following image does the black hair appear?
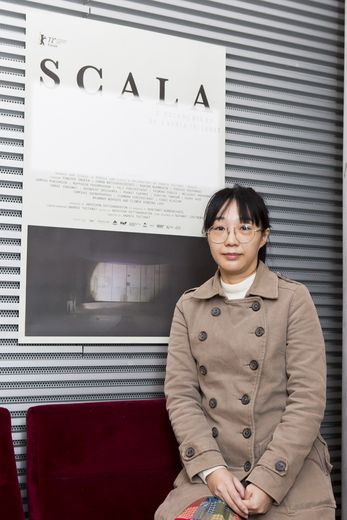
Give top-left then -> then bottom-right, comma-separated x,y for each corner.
203,185 -> 270,262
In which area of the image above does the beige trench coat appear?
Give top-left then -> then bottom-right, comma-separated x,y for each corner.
155,261 -> 336,519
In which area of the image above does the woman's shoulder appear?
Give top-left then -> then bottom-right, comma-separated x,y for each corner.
178,273 -> 218,304
275,271 -> 301,286
274,270 -> 314,306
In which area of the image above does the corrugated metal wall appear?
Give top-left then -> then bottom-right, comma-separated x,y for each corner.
0,0 -> 343,517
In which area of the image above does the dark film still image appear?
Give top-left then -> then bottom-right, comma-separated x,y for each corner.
25,225 -> 216,339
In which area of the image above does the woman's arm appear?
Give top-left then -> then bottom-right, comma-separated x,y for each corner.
246,283 -> 326,504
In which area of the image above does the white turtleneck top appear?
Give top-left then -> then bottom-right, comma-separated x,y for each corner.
220,272 -> 256,300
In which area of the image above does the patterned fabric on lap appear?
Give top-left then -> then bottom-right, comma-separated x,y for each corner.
175,496 -> 240,520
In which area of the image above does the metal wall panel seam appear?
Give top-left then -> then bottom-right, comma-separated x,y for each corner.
226,158 -> 342,173
0,239 -> 21,250
0,131 -> 24,141
262,208 -> 341,224
0,215 -> 22,225
260,246 -> 341,260
0,72 -> 25,83
150,0 -> 343,24
242,193 -> 342,212
227,65 -> 343,89
0,345 -> 82,353
270,237 -> 341,249
227,113 -> 341,133
0,20 -> 25,33
2,0 -> 90,14
83,345 -> 168,353
0,27 -> 25,42
85,9 -> 342,63
227,123 -> 342,144
0,371 -> 166,383
227,86 -> 342,109
0,386 -> 165,399
0,115 -> 24,126
87,0 -> 343,45
226,107 -> 342,124
0,358 -> 167,368
0,90 -> 25,100
226,135 -> 340,154
0,187 -> 23,198
0,37 -> 25,49
0,49 -> 25,61
265,258 -> 341,271
0,392 -> 165,406
227,150 -> 341,168
0,303 -> 19,310
237,185 -> 342,204
243,0 -> 343,13
228,169 -> 343,190
226,158 -> 341,176
226,99 -> 343,122
0,44 -> 25,57
227,73 -> 342,99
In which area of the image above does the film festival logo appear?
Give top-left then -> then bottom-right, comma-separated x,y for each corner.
39,33 -> 67,48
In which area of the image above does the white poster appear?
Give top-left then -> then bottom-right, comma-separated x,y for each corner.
20,11 -> 225,343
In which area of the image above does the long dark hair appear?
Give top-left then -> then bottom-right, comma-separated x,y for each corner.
203,185 -> 270,263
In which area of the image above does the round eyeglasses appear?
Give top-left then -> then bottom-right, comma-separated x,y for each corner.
207,223 -> 262,244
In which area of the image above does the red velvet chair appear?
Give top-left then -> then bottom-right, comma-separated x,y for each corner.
0,407 -> 25,520
26,399 -> 181,520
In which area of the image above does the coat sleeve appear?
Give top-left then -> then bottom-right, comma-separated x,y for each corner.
164,297 -> 227,481
246,283 -> 327,504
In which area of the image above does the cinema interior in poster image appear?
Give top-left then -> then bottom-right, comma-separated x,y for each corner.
24,225 -> 216,340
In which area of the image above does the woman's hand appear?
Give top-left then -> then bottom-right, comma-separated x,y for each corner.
206,468 -> 249,518
242,483 -> 273,514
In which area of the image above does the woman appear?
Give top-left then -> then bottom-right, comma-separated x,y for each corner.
155,186 -> 336,520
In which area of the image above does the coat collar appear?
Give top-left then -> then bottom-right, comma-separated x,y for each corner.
192,260 -> 279,300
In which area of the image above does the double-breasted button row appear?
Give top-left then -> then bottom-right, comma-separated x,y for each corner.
251,301 -> 261,312
209,398 -> 217,408
249,360 -> 259,370
255,326 -> 265,337
241,394 -> 250,405
211,307 -> 221,317
198,331 -> 208,341
242,427 -> 252,439
185,447 -> 195,458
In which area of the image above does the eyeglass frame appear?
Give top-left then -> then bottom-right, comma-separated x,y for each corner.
206,222 -> 264,244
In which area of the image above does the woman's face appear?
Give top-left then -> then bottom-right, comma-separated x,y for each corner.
207,200 -> 269,284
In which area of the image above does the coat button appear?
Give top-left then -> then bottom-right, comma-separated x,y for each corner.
255,326 -> 265,337
275,460 -> 287,472
241,394 -> 250,405
209,398 -> 217,408
242,428 -> 252,439
251,301 -> 261,312
211,307 -> 221,317
244,461 -> 252,472
199,365 -> 207,376
198,331 -> 208,341
185,447 -> 195,458
249,360 -> 259,370
212,427 -> 219,438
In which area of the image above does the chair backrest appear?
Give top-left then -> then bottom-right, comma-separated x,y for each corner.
0,407 -> 25,520
26,398 -> 181,520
